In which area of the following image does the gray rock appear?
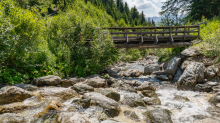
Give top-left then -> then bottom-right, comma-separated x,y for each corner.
173,68 -> 183,82
143,97 -> 161,105
137,81 -> 155,91
152,71 -> 165,76
141,90 -> 157,97
177,62 -> 205,90
181,47 -> 200,56
101,120 -> 125,123
13,84 -> 38,91
181,60 -> 192,70
204,65 -> 218,78
32,75 -> 62,86
85,77 -> 107,88
165,57 -> 181,75
121,93 -> 145,107
0,86 -> 32,105
209,92 -> 220,105
144,64 -> 160,75
156,75 -> 169,81
83,92 -> 121,117
118,83 -> 137,93
195,84 -> 213,92
193,118 -> 220,123
123,110 -> 140,122
95,88 -> 120,102
0,113 -> 27,123
207,81 -> 218,86
107,69 -> 119,77
143,109 -> 173,123
124,80 -> 142,86
60,79 -> 76,88
72,84 -> 94,94
173,95 -> 190,102
122,69 -> 143,77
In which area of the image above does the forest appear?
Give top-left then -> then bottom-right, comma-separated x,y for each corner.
0,0 -> 220,84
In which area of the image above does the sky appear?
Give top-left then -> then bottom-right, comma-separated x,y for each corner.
123,0 -> 166,17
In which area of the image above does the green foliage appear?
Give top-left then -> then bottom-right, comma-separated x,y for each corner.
119,49 -> 141,62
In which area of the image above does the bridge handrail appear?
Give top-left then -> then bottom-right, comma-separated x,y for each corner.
103,26 -> 200,30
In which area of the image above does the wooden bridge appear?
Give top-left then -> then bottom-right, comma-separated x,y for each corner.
102,26 -> 200,48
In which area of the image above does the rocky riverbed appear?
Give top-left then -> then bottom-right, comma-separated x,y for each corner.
0,47 -> 220,123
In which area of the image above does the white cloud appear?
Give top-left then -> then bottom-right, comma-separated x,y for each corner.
123,0 -> 162,17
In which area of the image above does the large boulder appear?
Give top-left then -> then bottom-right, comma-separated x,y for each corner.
137,81 -> 155,91
39,87 -> 79,102
173,68 -> 183,82
85,77 -> 107,88
56,112 -> 99,123
181,47 -> 200,56
71,84 -> 94,95
195,83 -> 213,92
60,79 -> 76,88
204,65 -> 219,78
0,86 -> 32,105
177,62 -> 205,90
13,84 -> 38,91
123,110 -> 140,122
0,113 -> 27,123
95,88 -> 120,102
83,92 -> 121,117
165,57 -> 181,75
32,75 -> 62,86
143,109 -> 173,123
144,64 -> 160,75
121,93 -> 145,107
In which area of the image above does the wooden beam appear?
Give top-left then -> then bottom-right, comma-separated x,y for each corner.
155,27 -> 158,44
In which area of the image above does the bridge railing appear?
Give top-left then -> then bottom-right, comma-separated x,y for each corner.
103,26 -> 200,44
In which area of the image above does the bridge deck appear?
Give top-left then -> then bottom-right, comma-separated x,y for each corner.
89,26 -> 200,48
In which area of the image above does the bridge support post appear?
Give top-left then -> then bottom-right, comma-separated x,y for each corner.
154,27 -> 158,44
126,28 -> 129,44
140,28 -> 143,44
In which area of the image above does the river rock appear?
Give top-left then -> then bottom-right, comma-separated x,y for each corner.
95,88 -> 120,102
204,65 -> 219,78
0,113 -> 27,123
71,84 -> 94,94
13,84 -> 38,91
0,86 -> 32,105
85,77 -> 107,88
101,120 -> 125,123
181,60 -> 192,70
144,64 -> 160,75
137,81 -> 156,91
39,87 -> 79,102
177,62 -> 204,90
156,75 -> 169,81
152,71 -> 165,76
143,109 -> 173,123
83,92 -> 121,117
32,75 -> 62,86
121,93 -> 145,107
124,80 -> 142,86
173,68 -> 183,82
123,110 -> 140,122
173,95 -> 190,102
143,97 -> 161,105
209,92 -> 220,105
193,118 -> 220,123
56,112 -> 99,123
141,90 -> 157,97
121,69 -> 143,77
118,83 -> 137,93
165,57 -> 181,75
60,79 -> 76,88
195,84 -> 213,92
181,47 -> 200,56
107,69 -> 119,77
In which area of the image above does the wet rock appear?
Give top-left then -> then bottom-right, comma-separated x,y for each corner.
137,81 -> 156,91
143,109 -> 173,123
71,98 -> 91,109
32,75 -> 62,86
165,57 -> 181,75
0,113 -> 27,123
69,77 -> 86,83
181,47 -> 200,56
181,60 -> 192,70
195,84 -> 213,92
101,120 -> 125,123
13,84 -> 38,91
123,110 -> 140,122
83,92 -> 121,117
141,90 -> 157,97
177,62 -> 204,90
156,75 -> 169,81
124,80 -> 142,86
121,93 -> 145,107
60,79 -> 76,88
173,68 -> 183,82
173,95 -> 190,102
209,92 -> 220,105
71,84 -> 94,94
107,69 -> 119,77
192,115 -> 207,120
118,84 -> 137,93
0,86 -> 32,105
95,88 -> 120,102
0,102 -> 40,114
143,97 -> 161,105
193,118 -> 220,123
40,87 -> 79,102
35,100 -> 64,118
144,64 -> 160,75
56,112 -> 98,123
120,69 -> 143,77
85,77 -> 107,88
204,65 -> 218,78
152,71 -> 165,76
207,81 -> 218,86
